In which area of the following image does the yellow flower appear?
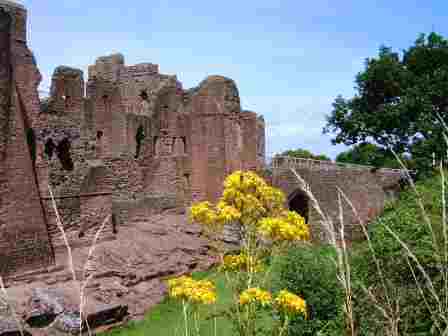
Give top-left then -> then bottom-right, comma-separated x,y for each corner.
258,211 -> 309,242
168,276 -> 217,305
189,171 -> 306,239
220,253 -> 264,273
238,288 -> 272,307
274,290 -> 307,317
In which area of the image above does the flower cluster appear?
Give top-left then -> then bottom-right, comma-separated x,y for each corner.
168,276 -> 217,305
221,171 -> 286,225
258,211 -> 309,242
190,171 -> 309,243
274,290 -> 307,317
190,201 -> 241,230
220,253 -> 263,273
190,171 -> 289,230
239,288 -> 272,307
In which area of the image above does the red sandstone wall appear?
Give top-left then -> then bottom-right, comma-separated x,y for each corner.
241,111 -> 260,171
190,95 -> 227,202
0,3 -> 54,275
272,164 -> 402,242
1,6 -> 266,276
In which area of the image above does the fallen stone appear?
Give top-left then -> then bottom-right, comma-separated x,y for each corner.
24,288 -> 67,328
85,303 -> 128,329
0,316 -> 32,336
52,312 -> 83,334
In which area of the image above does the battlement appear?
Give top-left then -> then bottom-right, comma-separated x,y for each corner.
272,156 -> 405,174
126,63 -> 159,76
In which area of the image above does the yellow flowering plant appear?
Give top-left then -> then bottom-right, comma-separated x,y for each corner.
273,290 -> 308,336
167,276 -> 217,336
239,288 -> 272,307
275,290 -> 307,316
168,276 -> 217,305
172,171 -> 309,335
220,253 -> 264,273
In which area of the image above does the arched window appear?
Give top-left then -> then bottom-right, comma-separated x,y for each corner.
44,138 -> 55,160
139,90 -> 148,101
135,125 -> 145,158
56,137 -> 74,171
288,189 -> 309,223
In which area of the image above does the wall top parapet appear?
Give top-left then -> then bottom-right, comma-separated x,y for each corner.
271,156 -> 406,174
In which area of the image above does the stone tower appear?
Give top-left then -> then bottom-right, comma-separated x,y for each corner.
0,0 -> 54,275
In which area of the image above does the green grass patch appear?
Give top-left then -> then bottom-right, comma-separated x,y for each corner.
101,270 -> 239,336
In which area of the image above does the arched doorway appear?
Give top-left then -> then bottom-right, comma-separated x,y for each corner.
288,189 -> 309,223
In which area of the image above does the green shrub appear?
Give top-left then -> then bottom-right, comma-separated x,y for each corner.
351,172 -> 447,334
272,244 -> 344,335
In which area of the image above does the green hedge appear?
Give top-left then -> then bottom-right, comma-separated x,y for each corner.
272,244 -> 344,335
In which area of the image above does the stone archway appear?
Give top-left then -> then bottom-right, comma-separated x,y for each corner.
288,189 -> 309,223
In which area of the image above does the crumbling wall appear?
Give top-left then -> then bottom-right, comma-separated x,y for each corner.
1,26 -> 266,276
79,162 -> 113,241
33,66 -> 94,251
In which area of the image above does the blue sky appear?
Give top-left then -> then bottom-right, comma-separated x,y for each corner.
19,0 -> 448,159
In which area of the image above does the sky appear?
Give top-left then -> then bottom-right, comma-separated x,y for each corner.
16,0 -> 448,159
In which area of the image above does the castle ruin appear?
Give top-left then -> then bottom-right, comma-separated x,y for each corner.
0,1 -> 265,276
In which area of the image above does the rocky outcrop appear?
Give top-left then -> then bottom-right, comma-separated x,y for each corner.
1,213 -> 215,335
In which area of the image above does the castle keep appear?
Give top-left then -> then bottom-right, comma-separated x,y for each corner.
0,1 -> 266,276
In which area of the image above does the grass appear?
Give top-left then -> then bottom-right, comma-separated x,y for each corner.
101,270 -> 239,336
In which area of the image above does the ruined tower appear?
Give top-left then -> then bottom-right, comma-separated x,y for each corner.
0,0 -> 54,275
0,3 -> 266,277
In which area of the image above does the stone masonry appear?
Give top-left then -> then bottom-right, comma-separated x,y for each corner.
0,1 -> 54,276
0,1 -> 266,276
272,157 -> 405,243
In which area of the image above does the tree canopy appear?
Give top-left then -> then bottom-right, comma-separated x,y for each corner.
278,148 -> 331,161
335,142 -> 408,169
323,32 -> 448,167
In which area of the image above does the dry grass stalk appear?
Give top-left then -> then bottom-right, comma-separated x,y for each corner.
337,192 -> 355,336
289,168 -> 356,335
80,214 -> 111,335
360,284 -> 400,336
48,186 -> 77,283
336,187 -> 401,334
48,184 -> 112,336
388,149 -> 448,334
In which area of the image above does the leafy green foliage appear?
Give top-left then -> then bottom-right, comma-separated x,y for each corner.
278,148 -> 331,161
324,32 -> 448,172
351,173 -> 447,334
336,142 -> 411,169
272,245 -> 344,335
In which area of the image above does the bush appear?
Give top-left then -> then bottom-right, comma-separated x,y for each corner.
351,172 -> 446,335
272,244 -> 344,335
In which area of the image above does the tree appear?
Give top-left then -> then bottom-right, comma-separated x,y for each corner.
278,148 -> 331,161
336,142 -> 406,169
323,33 -> 448,168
